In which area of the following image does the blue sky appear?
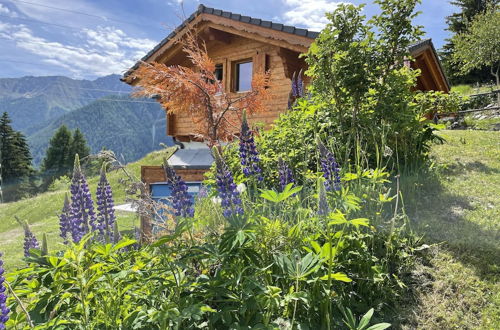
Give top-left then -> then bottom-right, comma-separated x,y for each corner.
0,0 -> 457,79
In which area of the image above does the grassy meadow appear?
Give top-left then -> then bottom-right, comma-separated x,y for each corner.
400,130 -> 500,328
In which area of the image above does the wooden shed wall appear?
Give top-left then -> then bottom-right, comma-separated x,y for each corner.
141,166 -> 208,185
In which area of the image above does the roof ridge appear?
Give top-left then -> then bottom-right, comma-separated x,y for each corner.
122,4 -> 320,79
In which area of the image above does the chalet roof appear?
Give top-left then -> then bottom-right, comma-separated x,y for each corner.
122,5 -> 449,92
122,4 -> 319,79
408,38 -> 450,91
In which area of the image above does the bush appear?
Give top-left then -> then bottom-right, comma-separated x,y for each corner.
47,175 -> 71,192
7,169 -> 418,328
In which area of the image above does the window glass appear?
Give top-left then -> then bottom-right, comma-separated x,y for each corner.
214,64 -> 223,82
235,61 -> 252,92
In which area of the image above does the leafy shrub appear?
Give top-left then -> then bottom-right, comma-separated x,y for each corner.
7,171 -> 418,328
47,175 -> 71,192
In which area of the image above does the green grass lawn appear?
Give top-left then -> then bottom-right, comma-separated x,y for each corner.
0,148 -> 174,271
400,130 -> 500,329
451,84 -> 498,96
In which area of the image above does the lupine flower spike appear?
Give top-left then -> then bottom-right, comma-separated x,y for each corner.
163,159 -> 194,218
278,158 -> 295,191
0,253 -> 9,329
96,164 -> 117,240
317,179 -> 330,217
59,194 -> 71,243
213,147 -> 243,218
239,110 -> 263,181
16,217 -> 39,257
318,142 -> 341,192
69,154 -> 97,243
291,70 -> 304,98
291,71 -> 298,97
297,69 -> 304,98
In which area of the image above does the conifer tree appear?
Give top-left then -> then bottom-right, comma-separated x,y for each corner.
68,128 -> 90,170
42,126 -> 91,188
42,125 -> 72,179
0,112 -> 33,201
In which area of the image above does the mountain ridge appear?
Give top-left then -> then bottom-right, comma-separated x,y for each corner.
0,74 -> 172,167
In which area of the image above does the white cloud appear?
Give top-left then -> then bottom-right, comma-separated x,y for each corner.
0,3 -> 18,17
281,0 -> 350,31
0,22 -> 157,77
11,0 -> 111,28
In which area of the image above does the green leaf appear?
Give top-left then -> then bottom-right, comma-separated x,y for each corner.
358,308 -> 374,330
366,323 -> 391,330
350,218 -> 370,227
111,238 -> 137,252
328,211 -> 347,226
319,272 -> 352,282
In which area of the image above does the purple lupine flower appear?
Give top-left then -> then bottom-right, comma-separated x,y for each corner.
213,147 -> 243,218
291,70 -> 305,98
0,253 -> 10,329
59,194 -> 71,243
318,142 -> 341,192
278,158 -> 295,191
197,186 -> 208,199
317,181 -> 330,217
291,71 -> 299,97
69,154 -> 97,243
239,111 -> 263,181
163,161 -> 194,218
296,69 -> 304,98
15,217 -> 39,257
96,165 -> 117,240
23,226 -> 39,258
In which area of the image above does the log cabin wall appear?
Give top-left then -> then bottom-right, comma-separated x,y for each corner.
161,33 -> 306,140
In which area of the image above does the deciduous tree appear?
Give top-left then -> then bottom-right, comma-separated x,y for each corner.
440,0 -> 498,84
131,27 -> 270,147
452,4 -> 500,101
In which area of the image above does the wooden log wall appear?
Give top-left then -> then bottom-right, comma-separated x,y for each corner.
165,33 -> 306,138
141,166 -> 208,186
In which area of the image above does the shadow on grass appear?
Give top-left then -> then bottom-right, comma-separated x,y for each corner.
444,160 -> 500,176
401,168 -> 499,278
387,168 -> 500,328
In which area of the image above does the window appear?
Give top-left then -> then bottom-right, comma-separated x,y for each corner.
214,64 -> 223,82
234,60 -> 253,92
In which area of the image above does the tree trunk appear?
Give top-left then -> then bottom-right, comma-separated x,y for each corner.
491,64 -> 499,105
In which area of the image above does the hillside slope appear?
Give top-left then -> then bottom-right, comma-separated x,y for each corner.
28,95 -> 172,165
0,74 -> 130,133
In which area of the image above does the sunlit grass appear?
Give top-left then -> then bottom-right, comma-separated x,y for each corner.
401,130 -> 500,329
451,84 -> 497,96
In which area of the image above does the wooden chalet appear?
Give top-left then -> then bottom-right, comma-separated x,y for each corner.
122,4 -> 450,194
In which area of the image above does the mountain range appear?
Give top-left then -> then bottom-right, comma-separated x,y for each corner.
0,74 -> 172,166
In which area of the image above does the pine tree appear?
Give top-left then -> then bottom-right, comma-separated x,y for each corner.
41,126 -> 91,189
0,112 -> 33,202
67,128 -> 90,170
41,125 -> 73,183
440,0 -> 498,84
